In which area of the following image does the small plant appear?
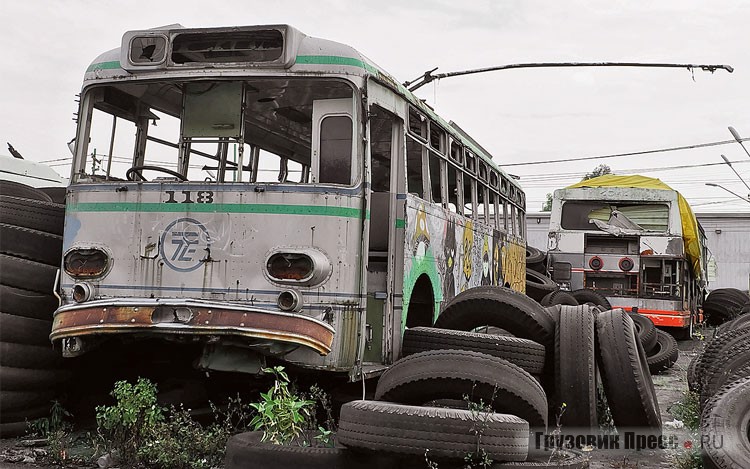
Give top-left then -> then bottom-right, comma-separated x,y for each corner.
95,377 -> 165,463
462,388 -> 497,468
667,432 -> 704,469
27,400 -> 73,437
249,366 -> 314,444
670,390 -> 701,431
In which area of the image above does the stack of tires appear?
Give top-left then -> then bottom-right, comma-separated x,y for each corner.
702,288 -> 750,326
687,317 -> 750,467
628,313 -> 679,375
0,181 -> 69,437
225,286 -> 664,468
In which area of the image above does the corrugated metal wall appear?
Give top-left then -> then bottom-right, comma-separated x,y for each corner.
525,212 -> 750,293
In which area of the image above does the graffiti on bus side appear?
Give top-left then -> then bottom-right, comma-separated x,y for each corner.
403,202 -> 525,313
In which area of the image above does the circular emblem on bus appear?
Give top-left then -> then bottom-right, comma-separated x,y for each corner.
159,218 -> 211,272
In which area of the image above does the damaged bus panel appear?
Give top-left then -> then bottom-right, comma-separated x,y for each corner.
546,175 -> 707,336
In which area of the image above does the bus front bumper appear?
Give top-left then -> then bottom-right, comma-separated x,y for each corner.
50,298 -> 335,357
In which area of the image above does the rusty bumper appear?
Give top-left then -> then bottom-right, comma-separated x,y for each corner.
50,299 -> 335,355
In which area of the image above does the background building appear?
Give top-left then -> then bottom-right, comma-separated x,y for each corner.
526,212 -> 750,293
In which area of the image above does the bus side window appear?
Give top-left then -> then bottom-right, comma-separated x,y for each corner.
463,173 -> 476,218
406,137 -> 424,197
509,205 -> 517,236
488,191 -> 496,227
499,198 -> 508,232
429,151 -> 442,205
319,115 -> 353,185
447,163 -> 459,213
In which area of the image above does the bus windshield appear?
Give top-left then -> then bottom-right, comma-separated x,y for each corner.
561,201 -> 669,232
74,78 -> 356,185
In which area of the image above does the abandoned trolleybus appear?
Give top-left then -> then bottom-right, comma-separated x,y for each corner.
51,24 -> 527,380
546,175 -> 706,337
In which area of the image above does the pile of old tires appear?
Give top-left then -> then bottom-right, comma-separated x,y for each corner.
628,313 -> 679,375
687,315 -> 750,468
227,287 -> 663,468
702,287 -> 750,326
0,181 -> 68,437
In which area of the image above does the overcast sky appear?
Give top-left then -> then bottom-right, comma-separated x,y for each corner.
2,0 -> 749,212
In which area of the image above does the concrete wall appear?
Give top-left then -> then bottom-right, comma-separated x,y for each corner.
525,212 -> 750,293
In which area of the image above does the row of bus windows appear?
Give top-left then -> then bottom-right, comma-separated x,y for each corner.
405,134 -> 525,239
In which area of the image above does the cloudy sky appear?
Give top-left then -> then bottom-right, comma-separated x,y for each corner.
2,0 -> 749,212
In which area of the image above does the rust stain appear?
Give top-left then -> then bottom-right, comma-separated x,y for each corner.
51,305 -> 334,355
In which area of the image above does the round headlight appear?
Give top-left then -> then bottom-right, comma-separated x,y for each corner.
619,257 -> 634,272
589,256 -> 603,270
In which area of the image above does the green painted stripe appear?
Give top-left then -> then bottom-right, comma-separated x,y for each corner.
295,55 -> 378,74
395,218 -> 405,228
68,202 -> 363,218
86,61 -> 122,72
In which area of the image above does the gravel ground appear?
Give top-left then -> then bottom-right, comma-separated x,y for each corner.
0,331 -> 709,469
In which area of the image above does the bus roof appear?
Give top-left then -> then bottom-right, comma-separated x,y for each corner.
82,24 -> 524,195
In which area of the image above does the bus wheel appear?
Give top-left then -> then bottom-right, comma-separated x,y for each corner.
595,309 -> 661,432
338,400 -> 530,462
401,327 -> 546,375
374,349 -> 548,431
434,286 -> 555,351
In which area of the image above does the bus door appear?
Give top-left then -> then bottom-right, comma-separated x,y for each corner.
363,81 -> 407,366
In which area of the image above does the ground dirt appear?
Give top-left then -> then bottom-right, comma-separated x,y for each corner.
0,331 -> 710,469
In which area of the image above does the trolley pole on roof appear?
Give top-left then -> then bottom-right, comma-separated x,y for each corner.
404,62 -> 733,92
705,182 -> 750,204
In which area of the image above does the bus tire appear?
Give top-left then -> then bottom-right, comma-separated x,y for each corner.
434,286 -> 555,351
224,431 -> 357,469
0,366 -> 70,391
492,448 -> 588,468
687,353 -> 701,393
0,195 -> 65,235
0,421 -> 33,438
0,313 -> 53,346
38,187 -> 67,205
0,390 -> 57,413
697,326 -> 750,396
0,181 -> 52,202
715,314 -> 750,336
374,349 -> 548,430
0,223 -> 63,266
700,341 -> 750,407
526,246 -> 545,265
627,313 -> 657,354
555,305 -> 597,429
571,289 -> 611,310
595,309 -> 661,433
0,254 -> 58,295
402,327 -> 546,375
700,377 -> 750,469
525,269 -> 559,302
645,329 -> 679,374
0,342 -> 62,369
540,291 -> 578,307
0,284 -> 58,321
337,400 -> 530,462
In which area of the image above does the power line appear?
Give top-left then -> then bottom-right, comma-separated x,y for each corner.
502,137 -> 750,167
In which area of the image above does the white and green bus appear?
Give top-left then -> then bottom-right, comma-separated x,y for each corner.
51,24 -> 527,380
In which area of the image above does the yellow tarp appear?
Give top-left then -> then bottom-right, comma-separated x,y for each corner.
566,175 -> 703,279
